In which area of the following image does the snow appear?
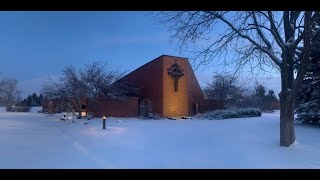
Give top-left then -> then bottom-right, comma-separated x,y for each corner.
30,106 -> 42,113
285,37 -> 294,46
0,111 -> 320,168
0,107 -> 6,113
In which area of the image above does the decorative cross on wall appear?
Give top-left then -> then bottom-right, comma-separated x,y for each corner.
168,59 -> 184,92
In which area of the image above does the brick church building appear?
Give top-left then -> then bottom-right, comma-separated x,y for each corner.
116,55 -> 204,117
43,55 -> 223,118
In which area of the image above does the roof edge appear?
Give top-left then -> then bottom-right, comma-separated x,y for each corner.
117,54 -> 188,82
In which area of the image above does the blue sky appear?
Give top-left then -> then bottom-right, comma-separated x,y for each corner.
0,11 -> 281,98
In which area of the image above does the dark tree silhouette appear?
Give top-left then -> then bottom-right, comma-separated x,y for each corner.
41,61 -> 137,114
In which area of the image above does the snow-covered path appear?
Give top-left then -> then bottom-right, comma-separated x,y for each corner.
1,110 -> 320,169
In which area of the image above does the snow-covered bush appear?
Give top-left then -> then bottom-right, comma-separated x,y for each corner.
295,102 -> 320,124
200,108 -> 262,120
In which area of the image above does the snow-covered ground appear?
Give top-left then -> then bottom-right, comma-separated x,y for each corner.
30,106 -> 42,113
0,110 -> 320,169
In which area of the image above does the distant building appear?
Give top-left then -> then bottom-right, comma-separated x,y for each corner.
42,55 -> 223,118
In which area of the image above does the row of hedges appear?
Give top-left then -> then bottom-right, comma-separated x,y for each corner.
200,108 -> 262,120
6,106 -> 31,112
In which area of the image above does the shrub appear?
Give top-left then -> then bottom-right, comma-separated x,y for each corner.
54,102 -> 73,113
138,98 -> 153,119
6,105 -> 31,112
200,108 -> 262,120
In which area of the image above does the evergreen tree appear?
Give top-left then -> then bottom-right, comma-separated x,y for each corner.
31,93 -> 38,106
38,94 -> 44,105
295,24 -> 320,124
254,84 -> 278,112
295,62 -> 320,124
254,84 -> 266,110
265,90 -> 278,112
18,93 -> 43,107
23,99 -> 28,106
26,95 -> 32,106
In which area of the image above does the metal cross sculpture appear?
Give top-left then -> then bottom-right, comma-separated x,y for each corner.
168,60 -> 184,92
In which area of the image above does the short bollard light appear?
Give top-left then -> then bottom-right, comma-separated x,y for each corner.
102,115 -> 106,129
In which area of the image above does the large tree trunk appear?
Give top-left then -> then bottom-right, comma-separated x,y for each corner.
280,12 -> 296,146
279,68 -> 295,147
279,93 -> 295,147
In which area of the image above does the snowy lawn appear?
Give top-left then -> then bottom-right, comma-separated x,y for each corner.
0,109 -> 320,169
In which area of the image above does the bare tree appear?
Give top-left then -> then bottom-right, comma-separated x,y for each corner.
156,11 -> 319,147
0,77 -> 22,107
80,62 -> 137,100
41,62 -> 137,114
42,67 -> 84,114
204,74 -> 245,108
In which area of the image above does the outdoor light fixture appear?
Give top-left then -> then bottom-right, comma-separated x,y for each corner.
102,115 -> 106,129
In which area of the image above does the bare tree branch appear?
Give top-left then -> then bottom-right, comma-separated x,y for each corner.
291,11 -> 312,100
252,11 -> 273,50
248,23 -> 272,31
207,11 -> 282,66
41,62 -> 137,112
267,11 -> 285,51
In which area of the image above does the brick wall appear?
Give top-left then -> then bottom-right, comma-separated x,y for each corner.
42,99 -> 74,113
117,57 -> 164,116
117,55 -> 205,117
87,97 -> 138,117
42,98 -> 85,114
186,60 -> 205,116
162,56 -> 189,117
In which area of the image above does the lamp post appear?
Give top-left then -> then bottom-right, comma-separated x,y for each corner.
102,115 -> 106,129
72,109 -> 75,122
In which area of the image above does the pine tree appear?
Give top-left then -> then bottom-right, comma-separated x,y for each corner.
295,19 -> 320,124
26,95 -> 32,107
254,84 -> 266,110
265,90 -> 278,112
38,94 -> 44,105
31,93 -> 38,106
